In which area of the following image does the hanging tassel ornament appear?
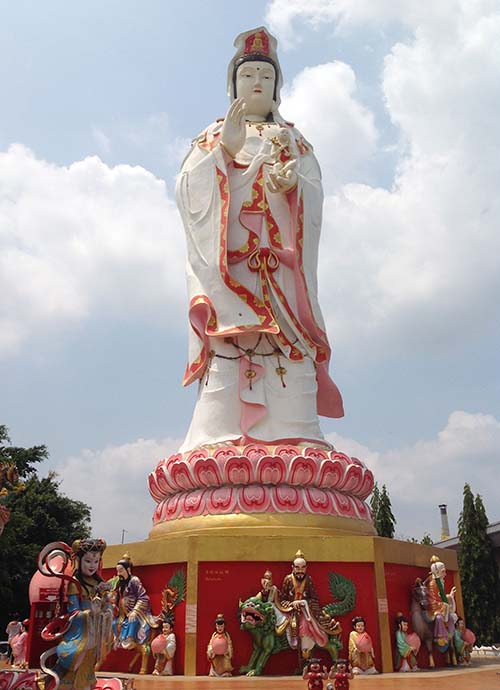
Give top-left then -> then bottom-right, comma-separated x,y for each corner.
244,348 -> 256,390
275,352 -> 287,388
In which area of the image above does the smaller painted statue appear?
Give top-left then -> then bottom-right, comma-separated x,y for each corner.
327,658 -> 353,690
255,569 -> 288,635
348,616 -> 378,675
426,555 -> 457,651
394,613 -> 420,672
113,554 -> 158,651
10,619 -> 29,668
302,658 -> 328,690
39,538 -> 114,690
453,617 -> 475,665
257,569 -> 280,604
207,613 -> 233,677
151,618 -> 176,676
280,550 -> 341,658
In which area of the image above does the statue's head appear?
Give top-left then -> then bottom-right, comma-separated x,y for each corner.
430,555 -> 446,580
240,596 -> 269,630
215,613 -> 226,632
116,553 -> 133,580
336,658 -> 349,673
292,549 -> 307,581
72,538 -> 106,578
227,27 -> 283,118
162,620 -> 173,634
308,658 -> 321,673
261,569 -> 273,590
352,615 -> 366,633
395,612 -> 409,632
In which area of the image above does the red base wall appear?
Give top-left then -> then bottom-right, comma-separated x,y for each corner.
26,558 -> 460,675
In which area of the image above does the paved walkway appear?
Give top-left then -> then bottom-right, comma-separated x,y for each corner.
3,660 -> 500,690
126,662 -> 500,690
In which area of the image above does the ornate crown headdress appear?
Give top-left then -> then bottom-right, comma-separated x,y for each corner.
71,538 -> 106,559
227,26 -> 283,106
117,552 -> 133,569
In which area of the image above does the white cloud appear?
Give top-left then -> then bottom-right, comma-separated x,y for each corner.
280,62 -> 377,190
265,0 -> 477,47
0,144 -> 185,355
328,411 -> 500,541
58,437 -> 182,543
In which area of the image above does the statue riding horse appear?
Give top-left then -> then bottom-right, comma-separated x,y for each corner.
410,577 -> 457,667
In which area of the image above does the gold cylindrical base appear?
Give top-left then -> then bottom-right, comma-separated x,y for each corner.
149,512 -> 376,539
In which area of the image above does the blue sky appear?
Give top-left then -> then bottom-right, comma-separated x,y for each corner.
1,0 -> 499,544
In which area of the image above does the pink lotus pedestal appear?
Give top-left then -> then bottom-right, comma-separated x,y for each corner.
148,443 -> 375,537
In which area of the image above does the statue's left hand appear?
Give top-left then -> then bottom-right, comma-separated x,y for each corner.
266,159 -> 297,194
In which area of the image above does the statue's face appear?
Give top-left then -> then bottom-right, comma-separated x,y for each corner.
261,575 -> 272,590
336,661 -> 347,673
235,60 -> 275,117
116,563 -> 129,579
354,620 -> 365,633
292,557 -> 307,581
215,620 -> 225,633
163,622 -> 172,634
80,551 -> 100,577
400,620 -> 409,632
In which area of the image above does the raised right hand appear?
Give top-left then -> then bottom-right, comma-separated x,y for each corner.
220,98 -> 247,158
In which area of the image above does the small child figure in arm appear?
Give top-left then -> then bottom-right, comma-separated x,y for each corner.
303,658 -> 328,690
327,659 -> 353,690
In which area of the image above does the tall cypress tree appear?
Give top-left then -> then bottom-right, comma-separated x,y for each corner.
457,484 -> 500,644
370,483 -> 380,524
377,484 -> 396,538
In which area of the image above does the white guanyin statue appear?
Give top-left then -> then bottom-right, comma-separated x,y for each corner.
149,27 -> 373,534
176,26 -> 343,453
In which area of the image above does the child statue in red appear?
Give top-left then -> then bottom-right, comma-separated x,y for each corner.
327,659 -> 353,690
302,659 -> 328,690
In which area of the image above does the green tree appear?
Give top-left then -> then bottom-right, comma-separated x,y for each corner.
0,424 -> 48,476
376,484 -> 396,538
457,483 -> 500,644
370,482 -> 396,538
370,483 -> 380,522
0,427 -> 91,634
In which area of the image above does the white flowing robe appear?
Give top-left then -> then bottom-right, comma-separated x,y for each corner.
176,119 -> 343,452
